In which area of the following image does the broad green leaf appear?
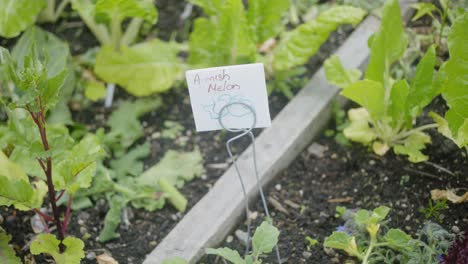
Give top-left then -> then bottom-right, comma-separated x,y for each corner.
273,6 -> 366,72
384,229 -> 411,249
324,232 -> 360,257
0,230 -> 21,264
393,131 -> 431,162
0,0 -> 46,38
410,3 -> 438,21
95,0 -> 157,24
247,0 -> 289,45
95,40 -> 184,96
341,80 -> 385,119
99,195 -> 128,242
407,45 -> 437,119
389,80 -> 410,127
206,248 -> 245,264
365,0 -> 407,84
110,143 -> 150,179
430,112 -> 468,148
84,80 -> 106,101
372,206 -> 390,222
162,257 -> 188,264
30,234 -> 85,264
0,151 -> 47,210
138,148 -> 205,188
252,221 -> 280,256
343,108 -> 377,144
437,13 -> 468,142
188,0 -> 224,15
188,0 -> 256,66
324,55 -> 362,89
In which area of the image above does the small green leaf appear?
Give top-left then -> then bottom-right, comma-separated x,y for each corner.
206,248 -> 245,264
393,132 -> 431,163
324,231 -> 352,250
30,234 -> 85,264
99,195 -> 128,242
273,6 -> 366,72
372,206 -> 390,222
410,3 -> 438,21
252,221 -> 280,256
84,80 -> 107,101
341,80 -> 385,119
343,108 -> 377,144
384,228 -> 412,249
0,0 -> 46,38
324,55 -> 362,89
0,229 -> 21,264
95,40 -> 184,96
430,112 -> 468,148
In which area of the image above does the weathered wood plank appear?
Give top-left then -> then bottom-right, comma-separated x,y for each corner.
144,1 -> 415,263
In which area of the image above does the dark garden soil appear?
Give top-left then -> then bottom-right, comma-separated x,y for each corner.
0,1 -> 355,264
201,97 -> 468,264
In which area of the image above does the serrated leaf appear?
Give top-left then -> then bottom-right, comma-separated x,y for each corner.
0,230 -> 21,264
393,131 -> 431,163
324,55 -> 362,89
372,206 -> 390,222
343,108 -> 377,144
247,0 -> 289,45
206,248 -> 245,264
342,80 -> 385,119
99,195 -> 128,242
365,0 -> 407,84
273,6 -> 366,72
138,148 -> 205,188
188,0 -> 256,66
407,45 -> 437,119
410,3 -> 438,21
384,229 -> 411,249
95,40 -> 184,96
324,231 -> 353,250
95,0 -> 157,24
252,221 -> 280,256
0,0 -> 46,38
30,234 -> 85,264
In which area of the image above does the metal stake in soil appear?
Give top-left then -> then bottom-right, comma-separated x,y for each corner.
218,102 -> 282,263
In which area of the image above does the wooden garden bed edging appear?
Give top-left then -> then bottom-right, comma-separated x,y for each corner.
144,1 -> 414,263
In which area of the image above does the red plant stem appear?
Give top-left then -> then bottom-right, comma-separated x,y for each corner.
29,108 -> 66,253
62,195 -> 73,235
55,190 -> 65,202
33,209 -> 54,222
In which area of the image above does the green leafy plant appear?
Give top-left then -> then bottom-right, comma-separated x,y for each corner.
419,199 -> 449,222
430,13 -> 468,149
0,0 -> 46,38
325,206 -> 454,264
0,228 -> 21,264
38,0 -> 71,23
0,42 -> 103,263
71,0 -> 185,96
325,0 -> 440,162
189,0 -> 366,98
206,220 -> 280,264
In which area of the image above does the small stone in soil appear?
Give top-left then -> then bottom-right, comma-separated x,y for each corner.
302,251 -> 312,259
226,235 -> 234,243
275,184 -> 282,191
235,229 -> 249,246
86,252 -> 96,260
452,225 -> 460,233
31,214 -> 47,233
149,241 -> 157,247
307,143 -> 327,158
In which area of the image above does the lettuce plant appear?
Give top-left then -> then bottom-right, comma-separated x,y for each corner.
430,13 -> 468,149
0,43 -> 103,263
189,0 -> 366,97
325,206 -> 454,264
71,0 -> 184,96
206,221 -> 280,264
325,0 -> 440,162
0,0 -> 46,38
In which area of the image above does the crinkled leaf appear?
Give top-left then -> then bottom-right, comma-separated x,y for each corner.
365,0 -> 407,83
430,112 -> 468,148
324,55 -> 362,89
0,151 -> 47,210
411,3 -> 438,21
110,142 -> 150,179
273,6 -> 366,72
252,221 -> 280,256
393,131 -> 431,163
247,0 -> 289,45
99,195 -> 128,242
138,148 -> 204,188
206,248 -> 245,264
188,0 -> 256,66
95,0 -> 157,24
384,228 -> 412,250
407,45 -> 437,119
30,234 -> 84,264
0,230 -> 21,264
95,40 -> 184,96
343,108 -> 377,144
342,80 -> 385,119
0,0 -> 46,38
437,13 -> 468,143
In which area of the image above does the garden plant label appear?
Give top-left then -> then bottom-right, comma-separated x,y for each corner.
186,63 -> 271,132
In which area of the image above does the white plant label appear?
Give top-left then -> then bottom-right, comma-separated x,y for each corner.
186,63 -> 271,132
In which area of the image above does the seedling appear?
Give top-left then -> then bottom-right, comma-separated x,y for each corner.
419,199 -> 449,222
